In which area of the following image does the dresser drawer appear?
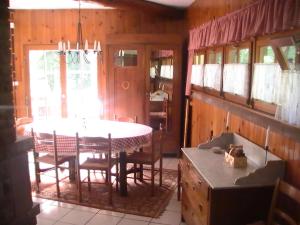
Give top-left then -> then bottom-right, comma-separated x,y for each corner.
182,190 -> 205,225
180,156 -> 209,200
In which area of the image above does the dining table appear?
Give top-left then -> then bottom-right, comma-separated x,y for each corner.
25,118 -> 153,196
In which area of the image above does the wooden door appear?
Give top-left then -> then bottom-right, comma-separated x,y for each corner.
108,45 -> 146,123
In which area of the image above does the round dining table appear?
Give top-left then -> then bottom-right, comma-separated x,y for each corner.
25,119 -> 153,196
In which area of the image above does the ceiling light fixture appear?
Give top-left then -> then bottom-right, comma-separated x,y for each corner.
57,0 -> 102,64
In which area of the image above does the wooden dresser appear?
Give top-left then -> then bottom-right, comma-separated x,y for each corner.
179,133 -> 285,225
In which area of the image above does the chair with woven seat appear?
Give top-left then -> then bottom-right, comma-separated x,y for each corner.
76,133 -> 118,205
32,129 -> 76,198
125,124 -> 163,196
248,178 -> 300,225
149,98 -> 168,131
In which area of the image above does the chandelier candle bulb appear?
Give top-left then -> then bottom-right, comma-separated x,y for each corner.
226,111 -> 230,129
93,40 -> 97,51
63,42 -> 66,52
76,42 -> 79,50
67,41 -> 70,51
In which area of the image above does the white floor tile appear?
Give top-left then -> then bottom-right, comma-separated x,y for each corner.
150,210 -> 181,225
36,216 -> 56,225
74,205 -> 99,213
51,201 -> 77,209
60,209 -> 96,225
123,214 -> 152,222
166,199 -> 181,212
54,222 -> 74,225
86,214 -> 121,225
32,197 -> 49,204
98,209 -> 125,217
39,205 -> 72,221
118,218 -> 149,225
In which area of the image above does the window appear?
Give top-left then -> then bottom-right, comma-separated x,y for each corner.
252,43 -> 281,114
160,57 -> 173,79
29,50 -> 61,119
223,44 -> 250,99
114,50 -> 137,67
204,49 -> 222,91
29,48 -> 99,120
191,52 -> 205,86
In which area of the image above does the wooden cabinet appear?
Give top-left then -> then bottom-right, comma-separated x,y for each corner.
180,153 -> 274,225
106,34 -> 183,155
180,133 -> 285,225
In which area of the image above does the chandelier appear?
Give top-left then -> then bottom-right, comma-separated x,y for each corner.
57,0 -> 102,64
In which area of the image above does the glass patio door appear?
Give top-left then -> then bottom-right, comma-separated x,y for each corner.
29,49 -> 99,120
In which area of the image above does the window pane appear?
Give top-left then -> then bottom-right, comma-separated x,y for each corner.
193,53 -> 205,65
203,64 -> 221,90
216,52 -> 222,64
239,48 -> 249,64
29,50 -> 61,119
280,45 -> 299,70
66,51 -> 99,118
114,50 -> 137,67
260,46 -> 275,63
207,51 -> 215,64
228,48 -> 238,63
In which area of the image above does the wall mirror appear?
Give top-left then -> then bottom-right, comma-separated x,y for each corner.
148,49 -> 174,132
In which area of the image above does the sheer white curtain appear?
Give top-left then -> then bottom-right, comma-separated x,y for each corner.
223,64 -> 249,97
276,70 -> 300,127
251,63 -> 281,104
191,64 -> 204,86
160,65 -> 173,79
204,64 -> 221,90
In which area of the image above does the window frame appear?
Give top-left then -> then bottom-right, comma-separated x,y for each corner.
25,44 -> 101,119
202,47 -> 223,97
223,41 -> 252,106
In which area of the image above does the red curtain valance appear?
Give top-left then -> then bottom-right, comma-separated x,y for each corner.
188,0 -> 300,51
186,0 -> 300,95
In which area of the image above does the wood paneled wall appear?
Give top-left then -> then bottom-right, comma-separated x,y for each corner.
186,0 -> 255,29
187,0 -> 300,189
12,9 -> 185,117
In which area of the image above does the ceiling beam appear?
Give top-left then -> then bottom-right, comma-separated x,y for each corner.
85,0 -> 184,19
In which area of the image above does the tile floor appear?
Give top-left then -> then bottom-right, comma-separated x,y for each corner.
33,157 -> 187,225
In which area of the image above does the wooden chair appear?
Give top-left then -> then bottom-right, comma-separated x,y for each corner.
249,178 -> 300,225
75,133 -> 118,205
114,115 -> 137,123
149,98 -> 168,131
32,129 -> 76,198
125,124 -> 163,196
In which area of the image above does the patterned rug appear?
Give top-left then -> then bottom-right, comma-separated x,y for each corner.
31,168 -> 178,218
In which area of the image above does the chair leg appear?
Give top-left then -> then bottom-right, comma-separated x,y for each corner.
35,172 -> 40,193
55,166 -> 60,198
177,163 -> 181,201
68,158 -> 76,181
151,163 -> 155,196
109,170 -> 112,205
88,169 -> 91,192
116,158 -> 119,191
159,157 -> 163,187
134,163 -> 137,183
78,168 -> 82,202
139,164 -> 144,182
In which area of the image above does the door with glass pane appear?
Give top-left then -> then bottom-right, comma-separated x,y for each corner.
108,45 -> 146,123
29,50 -> 61,120
28,49 -> 99,120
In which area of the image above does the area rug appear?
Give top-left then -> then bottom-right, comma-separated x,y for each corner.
31,168 -> 178,218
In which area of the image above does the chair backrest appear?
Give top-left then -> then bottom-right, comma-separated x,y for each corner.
114,115 -> 137,123
32,129 -> 77,155
267,179 -> 300,225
